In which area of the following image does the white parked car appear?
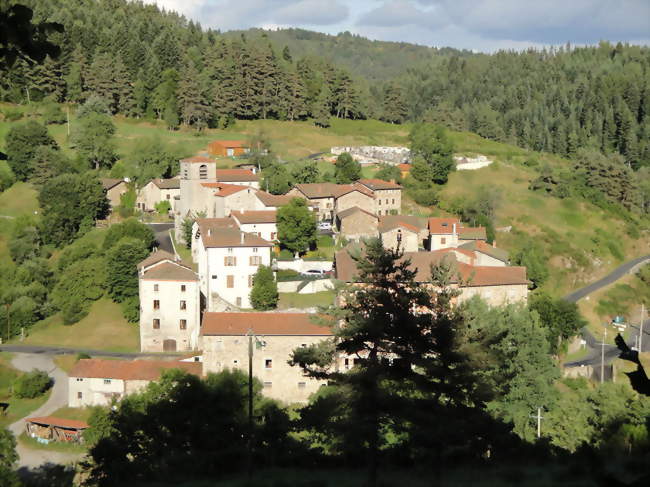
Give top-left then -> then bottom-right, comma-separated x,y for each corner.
301,269 -> 325,276
318,221 -> 333,231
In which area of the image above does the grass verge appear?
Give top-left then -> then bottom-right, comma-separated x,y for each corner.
278,291 -> 335,309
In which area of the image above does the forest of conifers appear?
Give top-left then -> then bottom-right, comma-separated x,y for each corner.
1,0 -> 649,170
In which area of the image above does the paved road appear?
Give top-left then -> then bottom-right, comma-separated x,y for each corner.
8,353 -> 83,469
565,254 -> 650,303
147,223 -> 175,254
0,344 -> 184,358
563,255 -> 650,368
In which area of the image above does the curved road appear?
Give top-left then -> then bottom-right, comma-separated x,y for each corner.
147,222 -> 175,254
564,254 -> 650,368
8,353 -> 83,469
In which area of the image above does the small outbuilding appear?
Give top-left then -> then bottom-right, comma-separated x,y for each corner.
25,416 -> 89,444
207,140 -> 250,157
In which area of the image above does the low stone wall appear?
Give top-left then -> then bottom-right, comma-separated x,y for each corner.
275,259 -> 333,273
277,279 -> 334,294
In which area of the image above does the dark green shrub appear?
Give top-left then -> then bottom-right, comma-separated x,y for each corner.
277,249 -> 294,260
410,188 -> 439,207
13,370 -> 51,398
76,353 -> 91,361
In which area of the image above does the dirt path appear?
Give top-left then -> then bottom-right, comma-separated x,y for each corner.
8,353 -> 83,468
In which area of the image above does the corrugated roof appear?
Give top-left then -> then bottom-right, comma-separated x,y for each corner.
27,416 -> 89,430
357,178 -> 402,190
428,217 -> 461,234
231,210 -> 277,224
215,169 -> 258,182
141,262 -> 198,281
459,226 -> 487,240
201,312 -> 333,336
70,359 -> 202,381
181,156 -> 214,163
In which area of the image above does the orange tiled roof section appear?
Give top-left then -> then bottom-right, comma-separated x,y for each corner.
141,261 -> 198,281
180,156 -> 214,163
201,312 -> 333,336
231,210 -> 277,224
215,169 -> 258,182
428,217 -> 461,234
27,416 -> 89,430
210,140 -> 247,148
200,182 -> 250,197
357,178 -> 402,190
70,359 -> 202,381
199,226 -> 273,248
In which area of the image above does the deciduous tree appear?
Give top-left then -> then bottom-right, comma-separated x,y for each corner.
277,198 -> 317,255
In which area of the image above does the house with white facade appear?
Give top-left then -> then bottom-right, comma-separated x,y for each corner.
201,312 -> 332,403
69,358 -> 202,407
231,210 -> 278,242
138,250 -> 201,353
136,178 -> 180,212
192,221 -> 273,310
215,169 -> 260,189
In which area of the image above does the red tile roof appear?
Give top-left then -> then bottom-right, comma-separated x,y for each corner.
215,169 -> 258,182
201,312 -> 333,336
27,416 -> 89,430
428,217 -> 460,234
181,156 -> 214,163
198,226 -> 273,248
231,210 -> 277,224
70,359 -> 202,381
200,182 -> 250,197
357,178 -> 402,190
456,263 -> 529,287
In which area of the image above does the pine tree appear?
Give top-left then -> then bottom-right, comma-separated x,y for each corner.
312,85 -> 331,128
177,63 -> 210,129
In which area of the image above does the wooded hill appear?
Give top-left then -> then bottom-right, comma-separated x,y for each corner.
1,1 -> 649,177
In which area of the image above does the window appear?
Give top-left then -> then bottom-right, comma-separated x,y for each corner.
227,247 -> 233,253
154,284 -> 159,292
211,275 -> 217,279
301,343 -> 307,348
385,199 -> 389,205
378,199 -> 382,205
227,275 -> 234,288
180,319 -> 187,330
248,275 -> 255,287
153,319 -> 160,329
441,238 -> 446,245
153,300 -> 160,310
233,359 -> 239,366
224,256 -> 237,266
263,381 -> 272,388
253,247 -> 258,253
236,297 -> 242,307
344,358 -> 350,370
180,300 -> 186,310
166,194 -> 170,200
271,232 -> 276,240
76,378 -> 83,382
199,164 -> 208,179
392,199 -> 395,204
181,285 -> 186,292
265,359 -> 272,369
103,379 -> 111,385
298,382 -> 306,389
77,392 -> 83,399
249,255 -> 261,266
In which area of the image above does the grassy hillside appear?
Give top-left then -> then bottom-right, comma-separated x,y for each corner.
1,104 -> 648,302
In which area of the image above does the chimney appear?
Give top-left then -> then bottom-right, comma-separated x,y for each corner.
452,223 -> 457,235
241,207 -> 245,214
208,229 -> 212,236
240,232 -> 244,244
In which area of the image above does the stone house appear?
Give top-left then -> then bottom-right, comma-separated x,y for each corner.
138,250 -> 201,353
356,179 -> 402,216
101,178 -> 128,210
335,246 -> 529,307
231,210 -> 278,242
136,178 -> 180,212
334,185 -> 375,215
201,312 -> 332,403
380,221 -> 420,252
207,140 -> 250,157
192,222 -> 273,310
379,215 -> 428,245
336,206 -> 378,241
68,358 -> 201,407
288,183 -> 341,221
215,169 -> 260,189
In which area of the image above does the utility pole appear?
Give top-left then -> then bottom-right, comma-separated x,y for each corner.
247,329 -> 254,480
640,303 -> 645,354
530,407 -> 544,439
601,327 -> 607,384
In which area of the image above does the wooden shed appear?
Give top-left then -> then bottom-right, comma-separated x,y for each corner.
25,416 -> 89,444
207,140 -> 250,157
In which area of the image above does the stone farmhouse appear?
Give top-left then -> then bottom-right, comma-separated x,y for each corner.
201,312 -> 332,403
69,358 -> 202,407
335,246 -> 529,307
336,207 -> 378,240
138,250 -> 201,353
136,178 -> 180,212
100,178 -> 128,211
192,220 -> 274,310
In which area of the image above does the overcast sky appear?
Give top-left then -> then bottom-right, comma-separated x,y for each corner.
145,0 -> 650,52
